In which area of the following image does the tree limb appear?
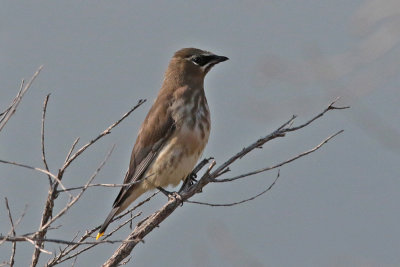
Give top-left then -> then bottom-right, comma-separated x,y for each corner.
102,99 -> 348,266
0,66 -> 43,132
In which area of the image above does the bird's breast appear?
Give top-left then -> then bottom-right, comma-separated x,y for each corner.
143,90 -> 211,189
171,89 -> 211,149
171,89 -> 210,158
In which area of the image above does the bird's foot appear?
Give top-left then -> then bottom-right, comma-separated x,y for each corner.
171,192 -> 183,204
188,172 -> 197,185
178,172 -> 198,193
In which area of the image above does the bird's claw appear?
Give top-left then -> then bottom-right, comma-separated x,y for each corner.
188,173 -> 197,185
171,192 -> 183,204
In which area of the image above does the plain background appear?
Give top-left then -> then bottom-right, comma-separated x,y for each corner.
1,1 -> 399,266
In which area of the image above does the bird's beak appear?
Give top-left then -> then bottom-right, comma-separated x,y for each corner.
212,55 -> 229,64
203,54 -> 229,73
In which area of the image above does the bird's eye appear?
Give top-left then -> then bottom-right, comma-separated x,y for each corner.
191,56 -> 207,66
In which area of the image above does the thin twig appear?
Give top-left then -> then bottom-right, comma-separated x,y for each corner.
5,198 -> 17,267
56,174 -> 155,193
0,235 -> 133,246
0,204 -> 28,246
30,95 -> 52,265
41,94 -> 52,185
40,145 -> 115,232
31,146 -> 114,266
48,182 -> 158,265
0,159 -> 71,196
0,66 -> 43,132
71,256 -> 77,267
0,80 -> 24,122
214,130 -> 343,183
50,212 -> 142,265
210,101 -> 348,180
31,101 -> 145,265
65,138 -> 80,163
286,97 -> 349,132
186,170 -> 280,207
58,231 -> 81,257
59,99 -> 146,175
24,237 -> 52,255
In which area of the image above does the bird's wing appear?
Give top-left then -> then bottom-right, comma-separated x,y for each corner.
112,93 -> 175,208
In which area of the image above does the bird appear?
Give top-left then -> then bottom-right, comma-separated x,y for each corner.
96,48 -> 228,240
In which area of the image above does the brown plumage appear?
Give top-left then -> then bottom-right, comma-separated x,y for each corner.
96,48 -> 228,239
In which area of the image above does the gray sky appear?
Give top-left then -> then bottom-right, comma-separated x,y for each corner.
1,1 -> 400,266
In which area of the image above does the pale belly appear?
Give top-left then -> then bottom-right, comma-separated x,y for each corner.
142,124 -> 209,190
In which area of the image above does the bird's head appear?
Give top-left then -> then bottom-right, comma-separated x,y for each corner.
162,48 -> 228,89
174,48 -> 229,75
165,48 -> 228,83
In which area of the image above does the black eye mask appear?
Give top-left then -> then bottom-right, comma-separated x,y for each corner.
191,55 -> 216,66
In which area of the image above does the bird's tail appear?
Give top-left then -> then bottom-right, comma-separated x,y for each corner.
96,207 -> 119,240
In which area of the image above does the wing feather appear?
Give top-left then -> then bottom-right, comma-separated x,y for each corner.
112,92 -> 174,208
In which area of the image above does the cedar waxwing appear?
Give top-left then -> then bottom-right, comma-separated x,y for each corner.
96,48 -> 228,240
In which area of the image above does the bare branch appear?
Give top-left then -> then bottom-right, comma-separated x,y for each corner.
65,138 -> 80,163
5,198 -> 16,267
29,100 -> 146,266
286,97 -> 349,132
55,212 -> 142,265
102,198 -> 180,266
41,94 -> 52,185
59,99 -> 146,175
0,235 -> 133,246
0,159 -> 70,196
186,170 -> 280,207
30,95 -> 52,265
102,99 -> 348,266
0,204 -> 28,246
0,92 -> 347,266
1,70 -> 148,265
214,130 -> 343,183
47,209 -> 144,266
0,80 -> 24,122
40,146 -> 115,233
71,257 -> 77,267
101,159 -> 216,267
56,173 -> 155,193
0,66 -> 43,132
210,100 -> 349,180
46,193 -> 157,265
24,237 -> 52,255
30,145 -> 114,266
